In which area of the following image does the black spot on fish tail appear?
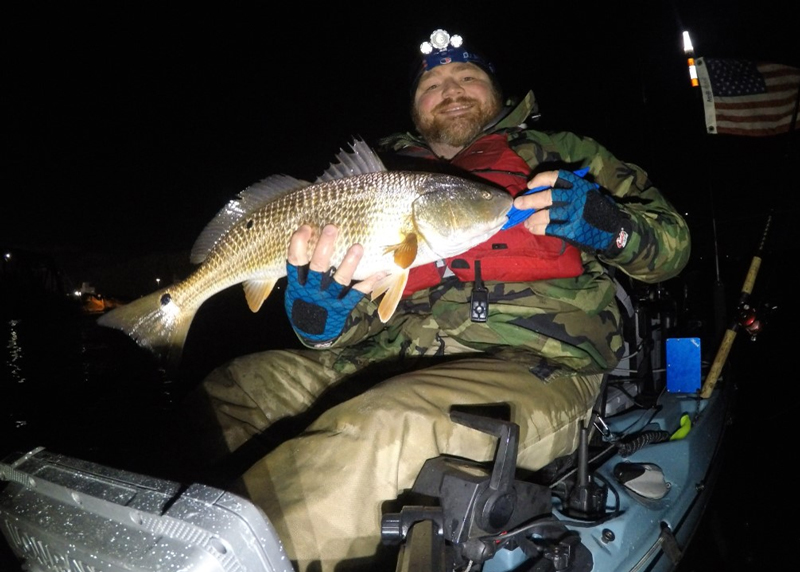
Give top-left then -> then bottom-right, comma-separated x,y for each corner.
160,293 -> 171,306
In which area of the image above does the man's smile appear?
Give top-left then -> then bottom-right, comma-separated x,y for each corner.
439,104 -> 472,116
435,97 -> 476,115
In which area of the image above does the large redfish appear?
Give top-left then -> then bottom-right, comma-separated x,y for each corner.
97,139 -> 512,365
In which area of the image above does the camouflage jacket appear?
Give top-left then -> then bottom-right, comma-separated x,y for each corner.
305,92 -> 691,379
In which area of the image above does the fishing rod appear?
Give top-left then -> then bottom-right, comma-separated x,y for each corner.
699,212 -> 772,398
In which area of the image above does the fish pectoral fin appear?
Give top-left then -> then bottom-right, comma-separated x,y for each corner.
370,273 -> 394,301
243,279 -> 278,312
374,270 -> 409,323
385,233 -> 418,269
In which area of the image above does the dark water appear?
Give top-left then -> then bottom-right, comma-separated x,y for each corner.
1,266 -> 795,571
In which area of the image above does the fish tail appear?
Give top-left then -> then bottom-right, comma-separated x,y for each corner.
96,288 -> 198,367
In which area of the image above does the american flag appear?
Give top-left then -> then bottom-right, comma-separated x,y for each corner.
696,57 -> 800,136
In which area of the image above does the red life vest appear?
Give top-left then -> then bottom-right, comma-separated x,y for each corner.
403,134 -> 583,296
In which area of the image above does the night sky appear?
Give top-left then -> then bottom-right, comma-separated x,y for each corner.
5,1 -> 798,271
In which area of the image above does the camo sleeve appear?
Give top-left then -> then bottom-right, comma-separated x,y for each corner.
514,130 -> 691,283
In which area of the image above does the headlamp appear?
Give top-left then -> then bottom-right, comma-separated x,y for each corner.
420,29 -> 463,54
417,28 -> 495,75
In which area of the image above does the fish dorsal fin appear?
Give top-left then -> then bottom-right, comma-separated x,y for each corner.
387,233 -> 418,269
315,137 -> 387,183
191,175 -> 310,264
373,270 -> 410,323
242,278 -> 279,312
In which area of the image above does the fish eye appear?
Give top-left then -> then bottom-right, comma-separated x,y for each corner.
481,190 -> 492,199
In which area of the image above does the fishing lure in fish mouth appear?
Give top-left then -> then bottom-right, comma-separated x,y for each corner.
500,185 -> 547,230
502,168 -> 594,230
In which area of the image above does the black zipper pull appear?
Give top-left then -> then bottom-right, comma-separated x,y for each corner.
470,260 -> 489,323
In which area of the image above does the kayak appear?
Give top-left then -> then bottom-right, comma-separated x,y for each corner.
383,367 -> 734,572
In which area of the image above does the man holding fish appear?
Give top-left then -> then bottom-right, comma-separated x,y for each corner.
169,28 -> 690,570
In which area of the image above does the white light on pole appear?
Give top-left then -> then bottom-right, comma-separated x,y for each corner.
683,31 -> 698,87
682,31 -> 694,53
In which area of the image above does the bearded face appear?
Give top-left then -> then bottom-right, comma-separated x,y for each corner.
412,84 -> 503,148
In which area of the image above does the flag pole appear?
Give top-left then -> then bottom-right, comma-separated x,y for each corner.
686,39 -> 728,338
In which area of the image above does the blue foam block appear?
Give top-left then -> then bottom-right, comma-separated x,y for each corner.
666,337 -> 702,393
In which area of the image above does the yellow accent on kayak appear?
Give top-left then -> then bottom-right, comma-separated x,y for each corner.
670,413 -> 692,441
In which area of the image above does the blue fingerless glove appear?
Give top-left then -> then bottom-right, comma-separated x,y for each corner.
547,168 -> 631,254
284,262 -> 365,346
